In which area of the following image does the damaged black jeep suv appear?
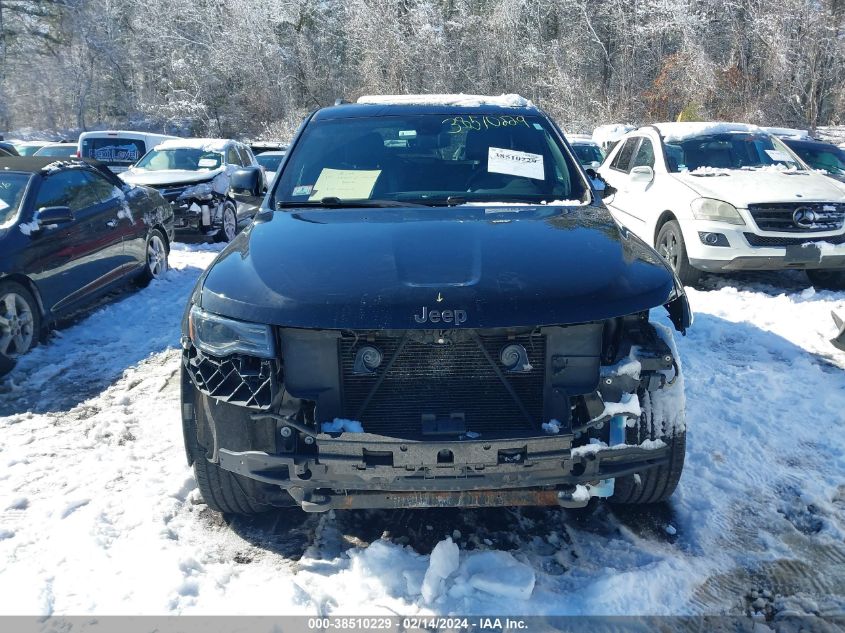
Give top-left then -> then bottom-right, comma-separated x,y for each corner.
180,95 -> 693,514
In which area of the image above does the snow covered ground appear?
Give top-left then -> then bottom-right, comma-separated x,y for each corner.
0,244 -> 843,618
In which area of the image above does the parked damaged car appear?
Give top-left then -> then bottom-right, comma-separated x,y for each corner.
0,157 -> 173,373
120,138 -> 259,242
179,95 -> 693,515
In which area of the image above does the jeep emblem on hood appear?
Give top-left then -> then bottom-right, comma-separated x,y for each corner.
413,306 -> 468,325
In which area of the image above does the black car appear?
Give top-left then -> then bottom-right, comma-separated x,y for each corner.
179,97 -> 693,515
782,137 -> 845,183
0,157 -> 174,372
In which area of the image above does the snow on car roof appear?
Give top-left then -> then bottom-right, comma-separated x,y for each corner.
566,134 -> 596,143
154,138 -> 229,152
654,122 -> 762,142
762,126 -> 811,140
592,124 -> 635,145
356,93 -> 534,108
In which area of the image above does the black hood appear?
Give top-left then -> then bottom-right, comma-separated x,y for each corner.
199,204 -> 678,330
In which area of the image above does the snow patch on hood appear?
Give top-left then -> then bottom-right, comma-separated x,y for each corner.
356,93 -> 533,108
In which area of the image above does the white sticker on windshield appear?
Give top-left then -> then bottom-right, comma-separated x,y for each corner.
309,169 -> 381,200
0,199 -> 8,211
198,158 -> 218,168
488,147 -> 544,180
398,130 -> 417,138
293,185 -> 313,196
765,149 -> 790,162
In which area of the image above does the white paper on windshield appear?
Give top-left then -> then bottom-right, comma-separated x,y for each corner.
488,147 -> 544,180
309,168 -> 381,201
398,130 -> 417,138
198,158 -> 218,168
765,149 -> 790,162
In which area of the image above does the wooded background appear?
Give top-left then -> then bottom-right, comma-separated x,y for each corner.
1,0 -> 843,139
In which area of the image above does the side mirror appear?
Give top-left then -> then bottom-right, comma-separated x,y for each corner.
630,165 -> 654,183
585,169 -> 617,199
36,206 -> 74,227
230,167 -> 264,200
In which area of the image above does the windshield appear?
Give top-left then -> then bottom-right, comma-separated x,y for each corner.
275,114 -> 587,206
572,143 -> 604,166
257,153 -> 285,172
664,133 -> 803,173
0,172 -> 31,227
35,145 -> 76,157
786,143 -> 845,176
134,148 -> 223,171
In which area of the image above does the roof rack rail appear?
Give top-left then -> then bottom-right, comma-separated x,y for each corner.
334,98 -> 351,106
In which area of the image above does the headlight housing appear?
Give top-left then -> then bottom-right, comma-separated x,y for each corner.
178,182 -> 215,201
188,306 -> 275,358
690,198 -> 745,225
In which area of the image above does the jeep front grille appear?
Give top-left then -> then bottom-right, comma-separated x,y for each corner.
339,331 -> 545,437
748,202 -> 845,233
185,347 -> 279,410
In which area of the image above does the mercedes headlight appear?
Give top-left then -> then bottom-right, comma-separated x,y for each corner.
690,198 -> 745,225
188,306 -> 275,358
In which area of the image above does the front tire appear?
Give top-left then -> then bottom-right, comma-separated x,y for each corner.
807,269 -> 845,291
656,220 -> 701,286
185,391 -> 271,515
216,201 -> 238,243
0,281 -> 41,372
610,360 -> 686,505
135,229 -> 169,288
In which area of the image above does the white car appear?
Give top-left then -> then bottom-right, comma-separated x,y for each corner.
78,130 -> 180,173
598,122 -> 845,289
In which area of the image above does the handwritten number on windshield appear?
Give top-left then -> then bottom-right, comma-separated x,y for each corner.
442,115 -> 530,134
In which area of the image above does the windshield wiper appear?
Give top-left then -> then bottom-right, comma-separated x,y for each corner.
276,197 -> 427,209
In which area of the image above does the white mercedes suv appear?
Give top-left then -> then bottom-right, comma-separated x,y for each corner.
598,122 -> 845,289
